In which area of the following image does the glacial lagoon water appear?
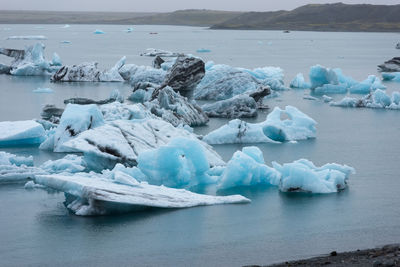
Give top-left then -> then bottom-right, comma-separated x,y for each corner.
0,24 -> 400,266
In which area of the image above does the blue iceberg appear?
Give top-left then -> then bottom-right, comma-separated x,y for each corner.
0,120 -> 45,147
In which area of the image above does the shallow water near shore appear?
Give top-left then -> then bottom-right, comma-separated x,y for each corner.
0,25 -> 400,266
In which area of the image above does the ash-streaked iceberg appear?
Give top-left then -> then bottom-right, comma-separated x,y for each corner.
0,120 -> 46,147
204,106 -> 316,144
141,48 -> 181,57
194,63 -> 286,100
51,57 -> 126,82
34,174 -> 250,216
378,57 -> 400,72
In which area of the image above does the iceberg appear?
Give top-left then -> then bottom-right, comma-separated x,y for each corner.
272,159 -> 355,193
51,57 -> 125,82
60,40 -> 71,44
64,89 -> 124,105
218,147 -> 281,190
57,118 -> 224,170
348,75 -> 386,94
204,106 -> 316,144
7,35 -> 47,40
34,174 -> 249,216
0,43 -> 62,76
146,86 -> 209,127
51,53 -> 62,66
322,95 -> 333,102
94,29 -> 105,34
45,104 -> 105,152
141,48 -> 181,57
0,120 -> 45,147
33,88 -> 54,93
196,49 -> 211,53
378,57 -> 400,72
331,89 -> 400,109
0,151 -> 44,183
119,64 -> 166,85
157,55 -> 205,92
40,154 -> 86,174
194,64 -> 286,100
382,72 -> 400,82
309,65 -> 339,89
125,27 -> 133,33
62,24 -> 70,28
290,73 -> 311,89
137,138 -> 215,188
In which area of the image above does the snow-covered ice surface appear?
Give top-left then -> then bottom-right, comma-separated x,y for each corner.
34,174 -> 250,216
0,120 -> 45,147
204,106 -> 316,144
141,48 -> 181,57
40,155 -> 87,174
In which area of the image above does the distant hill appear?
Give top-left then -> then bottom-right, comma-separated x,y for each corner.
1,3 -> 400,32
0,9 -> 243,27
211,3 -> 400,32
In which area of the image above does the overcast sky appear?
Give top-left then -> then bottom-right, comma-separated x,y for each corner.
0,0 -> 398,12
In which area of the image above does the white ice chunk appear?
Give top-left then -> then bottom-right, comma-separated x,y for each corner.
0,151 -> 44,183
290,73 -> 311,89
34,174 -> 250,215
40,154 -> 86,174
32,88 -> 54,93
0,120 -> 45,147
272,159 -> 355,193
204,106 -> 316,144
7,35 -> 47,40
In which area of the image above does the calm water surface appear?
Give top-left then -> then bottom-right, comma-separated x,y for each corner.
0,25 -> 400,266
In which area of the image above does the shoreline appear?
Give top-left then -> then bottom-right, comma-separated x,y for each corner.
249,244 -> 400,267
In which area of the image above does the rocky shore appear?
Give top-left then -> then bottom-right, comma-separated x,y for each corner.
247,244 -> 400,267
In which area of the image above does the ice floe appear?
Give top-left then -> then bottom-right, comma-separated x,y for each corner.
33,88 -> 54,93
34,174 -> 249,216
141,48 -> 181,57
290,73 -> 311,89
7,35 -> 47,40
51,57 -> 125,82
382,72 -> 400,82
0,151 -> 44,183
0,120 -> 46,147
204,106 -> 316,144
330,89 -> 400,109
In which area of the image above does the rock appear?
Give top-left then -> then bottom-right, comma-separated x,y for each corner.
152,56 -> 165,69
378,57 -> 400,72
330,251 -> 338,256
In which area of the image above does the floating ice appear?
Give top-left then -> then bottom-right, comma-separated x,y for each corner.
322,95 -> 333,102
314,84 -> 348,95
40,154 -> 86,174
51,57 -> 125,82
45,104 -> 105,152
310,65 -> 339,89
60,40 -> 71,44
119,64 -> 166,85
382,72 -> 400,82
32,88 -> 54,93
141,48 -> 181,57
7,35 -> 47,40
204,106 -> 316,144
331,89 -> 400,109
0,43 -> 62,76
349,75 -> 386,94
303,95 -> 318,100
0,120 -> 45,147
202,94 -> 258,118
138,138 -> 215,188
94,29 -> 105,34
59,118 -> 224,170
51,53 -> 62,66
194,64 -> 286,100
378,57 -> 400,72
290,73 -> 310,89
0,151 -> 44,183
34,174 -> 249,216
196,49 -> 211,53
218,147 -> 281,190
62,24 -> 70,28
272,159 -> 355,193
125,27 -> 133,33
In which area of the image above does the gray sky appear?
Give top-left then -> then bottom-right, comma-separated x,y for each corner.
0,0 -> 398,12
